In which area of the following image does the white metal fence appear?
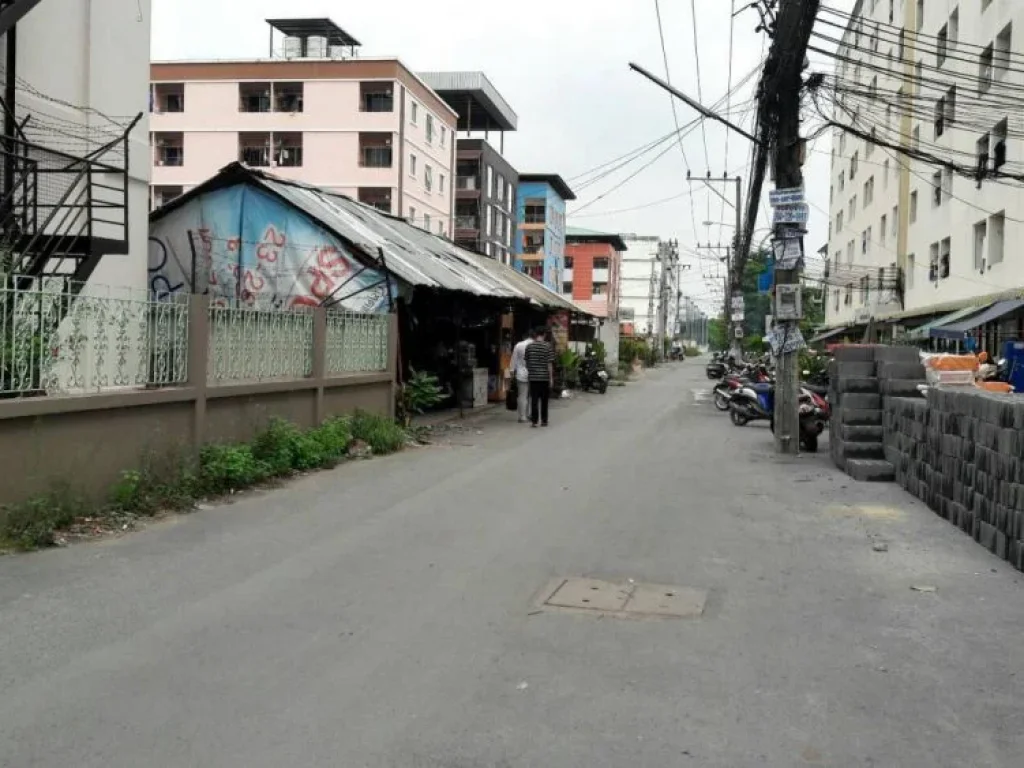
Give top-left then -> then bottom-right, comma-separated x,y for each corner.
207,303 -> 315,384
0,277 -> 188,397
325,310 -> 390,374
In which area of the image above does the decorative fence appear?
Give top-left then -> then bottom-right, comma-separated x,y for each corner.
207,303 -> 315,384
0,277 -> 188,397
325,310 -> 390,374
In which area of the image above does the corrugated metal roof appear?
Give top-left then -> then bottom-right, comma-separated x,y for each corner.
255,173 -> 579,312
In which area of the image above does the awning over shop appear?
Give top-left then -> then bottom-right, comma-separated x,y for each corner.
905,305 -> 986,340
809,326 -> 850,344
930,299 -> 1024,340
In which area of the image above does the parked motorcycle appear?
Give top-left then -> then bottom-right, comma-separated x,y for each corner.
705,353 -> 728,380
578,354 -> 609,394
713,364 -> 771,412
768,389 -> 829,452
728,381 -> 775,426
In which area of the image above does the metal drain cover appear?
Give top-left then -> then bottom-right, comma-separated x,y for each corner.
540,578 -> 706,619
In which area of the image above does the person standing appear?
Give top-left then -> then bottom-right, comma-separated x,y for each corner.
508,331 -> 533,423
524,326 -> 554,427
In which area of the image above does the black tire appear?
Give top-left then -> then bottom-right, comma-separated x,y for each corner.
730,407 -> 749,427
597,379 -> 608,394
714,390 -> 731,411
769,414 -> 775,434
801,433 -> 819,453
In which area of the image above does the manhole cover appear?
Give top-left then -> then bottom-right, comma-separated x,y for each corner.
539,578 -> 706,619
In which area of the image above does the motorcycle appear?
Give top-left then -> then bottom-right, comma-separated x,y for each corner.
578,354 -> 609,394
728,381 -> 775,426
713,364 -> 771,412
705,354 -> 728,379
768,389 -> 829,452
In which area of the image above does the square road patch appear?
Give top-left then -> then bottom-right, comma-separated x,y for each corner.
539,578 -> 707,619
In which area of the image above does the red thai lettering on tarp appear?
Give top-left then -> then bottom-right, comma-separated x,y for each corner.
257,226 -> 286,263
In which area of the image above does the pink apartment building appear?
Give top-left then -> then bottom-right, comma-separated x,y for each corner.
150,21 -> 458,237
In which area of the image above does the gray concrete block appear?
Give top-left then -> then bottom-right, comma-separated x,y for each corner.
838,408 -> 883,426
833,346 -> 878,363
829,360 -> 875,378
845,459 -> 895,482
874,346 -> 922,363
840,393 -> 882,410
839,441 -> 885,460
979,521 -> 998,552
841,425 -> 884,442
836,376 -> 880,393
880,379 -> 926,397
876,361 -> 926,380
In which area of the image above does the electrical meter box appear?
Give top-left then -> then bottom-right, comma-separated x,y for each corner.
734,326 -> 744,339
774,284 -> 803,321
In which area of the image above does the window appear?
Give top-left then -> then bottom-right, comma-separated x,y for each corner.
880,214 -> 887,241
410,153 -> 417,176
488,166 -> 495,197
989,211 -> 1005,266
593,257 -> 610,270
942,167 -> 953,201
992,118 -> 1008,172
239,82 -> 271,112
524,198 -> 545,224
438,174 -> 445,194
937,23 -> 948,65
440,126 -> 447,147
864,176 -> 874,206
438,221 -> 445,236
939,237 -> 951,279
906,254 -> 915,290
849,195 -> 857,220
423,213 -> 431,231
409,206 -> 416,224
152,185 -> 183,209
995,24 -> 1012,80
975,219 -> 988,271
976,132 -> 990,186
931,170 -> 942,206
980,44 -> 993,93
496,174 -> 506,203
410,101 -> 419,124
562,281 -> 573,295
424,164 -> 433,192
837,210 -> 844,232
425,114 -> 434,144
274,83 -> 304,113
910,191 -> 918,223
949,9 -> 959,49
564,256 -> 574,269
912,125 -> 920,151
929,243 -> 939,282
845,284 -> 853,306
153,132 -> 183,166
839,170 -> 845,191
153,83 -> 184,113
360,82 -> 394,112
238,132 -> 270,166
274,132 -> 303,167
861,227 -> 871,256
850,152 -> 858,180
357,187 -> 392,214
891,206 -> 898,237
934,96 -> 946,138
359,133 -> 393,168
840,133 -> 846,154
846,240 -> 854,265
915,0 -> 923,31
593,282 -> 608,296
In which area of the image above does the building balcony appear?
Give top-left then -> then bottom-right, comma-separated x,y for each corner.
455,215 -> 479,231
456,175 -> 479,191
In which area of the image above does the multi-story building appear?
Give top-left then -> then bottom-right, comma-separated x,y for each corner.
564,227 -> 625,319
0,0 -> 151,292
419,72 -> 519,265
150,19 -> 458,237
514,174 -> 574,292
824,0 -> 1024,341
618,234 -> 663,339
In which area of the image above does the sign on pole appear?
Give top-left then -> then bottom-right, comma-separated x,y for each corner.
772,202 -> 810,226
768,186 -> 805,207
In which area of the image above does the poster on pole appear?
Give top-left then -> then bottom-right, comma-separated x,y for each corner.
771,237 -> 804,270
772,202 -> 809,226
730,294 -> 745,314
768,187 -> 805,207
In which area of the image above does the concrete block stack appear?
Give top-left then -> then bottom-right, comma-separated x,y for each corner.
885,388 -> 1024,573
829,345 -> 924,482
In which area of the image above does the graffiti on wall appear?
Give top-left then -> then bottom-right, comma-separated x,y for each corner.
148,185 -> 392,313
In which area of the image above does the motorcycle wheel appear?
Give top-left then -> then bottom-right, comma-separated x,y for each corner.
730,408 -> 749,427
769,414 -> 775,434
597,379 -> 608,394
801,433 -> 819,453
714,390 -> 731,411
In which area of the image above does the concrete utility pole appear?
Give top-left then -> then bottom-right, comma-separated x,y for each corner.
767,0 -> 819,454
655,239 -> 678,360
694,173 -> 744,357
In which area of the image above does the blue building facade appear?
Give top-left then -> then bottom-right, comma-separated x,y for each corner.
514,174 -> 575,293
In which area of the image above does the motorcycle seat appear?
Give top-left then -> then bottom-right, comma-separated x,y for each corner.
801,383 -> 829,396
749,382 -> 774,393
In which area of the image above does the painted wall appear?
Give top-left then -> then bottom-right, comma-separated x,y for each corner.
149,183 -> 390,312
565,241 -> 621,318
514,180 -> 566,293
3,0 -> 153,292
618,235 -> 662,336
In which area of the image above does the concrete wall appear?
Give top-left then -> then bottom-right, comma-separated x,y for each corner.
0,297 -> 397,506
618,234 -> 661,337
885,388 -> 1024,573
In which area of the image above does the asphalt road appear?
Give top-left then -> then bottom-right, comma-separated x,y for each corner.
1,363 -> 1022,767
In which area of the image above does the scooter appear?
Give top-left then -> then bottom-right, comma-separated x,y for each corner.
768,390 -> 829,452
713,364 -> 771,411
578,354 -> 609,394
728,380 -> 774,426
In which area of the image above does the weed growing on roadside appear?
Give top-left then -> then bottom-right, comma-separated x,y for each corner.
0,485 -> 90,551
350,410 -> 407,455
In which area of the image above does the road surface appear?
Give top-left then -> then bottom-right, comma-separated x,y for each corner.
1,363 -> 1022,767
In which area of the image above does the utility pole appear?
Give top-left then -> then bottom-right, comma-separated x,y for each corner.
765,0 -> 819,454
692,173 -> 744,357
655,239 -> 678,360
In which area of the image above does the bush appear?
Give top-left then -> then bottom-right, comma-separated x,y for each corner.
398,369 -> 445,427
251,418 -> 303,476
350,410 -> 407,455
198,444 -> 270,495
620,338 -> 656,368
0,486 -> 89,550
683,345 -> 701,357
590,339 -> 607,365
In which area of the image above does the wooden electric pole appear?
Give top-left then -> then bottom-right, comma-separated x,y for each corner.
766,0 -> 819,454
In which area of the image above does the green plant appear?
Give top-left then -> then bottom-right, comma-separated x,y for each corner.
399,369 -> 445,427
589,340 -> 607,365
0,485 -> 90,550
683,345 -> 701,357
307,417 -> 353,465
350,410 -> 407,455
558,349 -> 582,388
251,418 -> 303,476
198,444 -> 269,494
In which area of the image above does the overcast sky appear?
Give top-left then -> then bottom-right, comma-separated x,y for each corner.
152,0 -> 853,314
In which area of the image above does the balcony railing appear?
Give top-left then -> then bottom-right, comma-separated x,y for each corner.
455,216 -> 479,230
523,212 -> 546,224
456,176 -> 478,190
360,147 -> 393,168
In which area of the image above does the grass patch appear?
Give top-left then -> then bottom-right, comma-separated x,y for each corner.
2,412 -> 397,552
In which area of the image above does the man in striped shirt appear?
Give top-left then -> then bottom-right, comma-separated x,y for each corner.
524,327 -> 555,427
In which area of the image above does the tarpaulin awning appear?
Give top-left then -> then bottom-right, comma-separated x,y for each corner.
809,326 -> 850,344
906,305 -> 986,340
930,299 -> 1024,340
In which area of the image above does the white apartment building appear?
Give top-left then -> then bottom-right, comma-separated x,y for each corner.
618,234 -> 663,338
824,0 -> 1024,333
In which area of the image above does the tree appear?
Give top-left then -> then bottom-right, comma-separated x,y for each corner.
708,318 -> 730,351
